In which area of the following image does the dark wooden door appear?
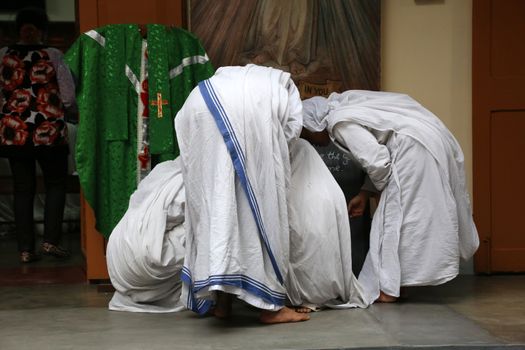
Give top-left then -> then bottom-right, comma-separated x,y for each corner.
473,0 -> 525,272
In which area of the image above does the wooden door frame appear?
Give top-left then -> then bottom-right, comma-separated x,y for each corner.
472,0 -> 491,273
75,0 -> 108,280
473,0 -> 525,273
75,0 -> 184,281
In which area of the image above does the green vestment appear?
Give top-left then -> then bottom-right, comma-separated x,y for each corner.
65,24 -> 214,237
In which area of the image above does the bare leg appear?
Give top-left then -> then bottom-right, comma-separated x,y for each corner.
213,291 -> 233,319
376,290 -> 398,303
259,306 -> 310,324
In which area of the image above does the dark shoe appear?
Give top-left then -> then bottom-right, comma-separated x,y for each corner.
20,251 -> 41,263
41,242 -> 70,259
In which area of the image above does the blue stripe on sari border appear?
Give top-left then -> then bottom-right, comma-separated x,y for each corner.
193,274 -> 286,299
181,268 -> 213,315
201,80 -> 284,284
198,80 -> 284,285
203,80 -> 268,237
194,274 -> 286,297
203,82 -> 284,284
195,276 -> 286,306
204,80 -> 246,164
182,268 -> 286,312
182,265 -> 192,278
181,268 -> 193,310
203,80 -> 265,230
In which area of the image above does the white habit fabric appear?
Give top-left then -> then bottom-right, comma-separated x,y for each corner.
106,159 -> 186,313
175,65 -> 303,314
304,90 -> 479,304
287,138 -> 368,309
105,139 -> 371,312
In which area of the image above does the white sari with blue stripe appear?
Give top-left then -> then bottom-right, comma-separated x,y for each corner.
175,65 -> 302,314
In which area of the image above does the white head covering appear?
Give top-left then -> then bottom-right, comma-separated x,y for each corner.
302,96 -> 330,132
213,64 -> 304,141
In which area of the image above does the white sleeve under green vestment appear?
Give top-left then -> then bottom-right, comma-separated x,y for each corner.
65,24 -> 214,238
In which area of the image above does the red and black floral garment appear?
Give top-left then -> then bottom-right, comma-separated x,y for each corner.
0,45 -> 68,150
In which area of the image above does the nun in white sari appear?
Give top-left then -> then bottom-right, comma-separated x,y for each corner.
105,66 -> 370,316
174,64 -> 310,323
105,137 -> 370,313
302,91 -> 479,304
106,159 -> 186,313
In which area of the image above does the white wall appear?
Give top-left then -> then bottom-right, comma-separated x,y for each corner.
381,0 -> 473,195
382,0 -> 474,273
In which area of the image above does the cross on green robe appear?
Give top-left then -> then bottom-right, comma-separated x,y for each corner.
65,24 -> 214,237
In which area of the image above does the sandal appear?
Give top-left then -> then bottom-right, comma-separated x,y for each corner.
20,251 -> 41,263
41,242 -> 70,259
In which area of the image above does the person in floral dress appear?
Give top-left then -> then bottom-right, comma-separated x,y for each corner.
0,7 -> 77,263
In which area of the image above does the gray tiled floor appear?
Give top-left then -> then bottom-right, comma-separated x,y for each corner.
0,275 -> 524,350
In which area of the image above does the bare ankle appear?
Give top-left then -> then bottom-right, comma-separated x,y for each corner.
214,291 -> 233,319
376,291 -> 398,303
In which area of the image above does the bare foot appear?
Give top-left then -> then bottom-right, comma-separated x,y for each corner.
213,291 -> 233,319
259,306 -> 310,324
376,291 -> 398,303
295,306 -> 313,313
